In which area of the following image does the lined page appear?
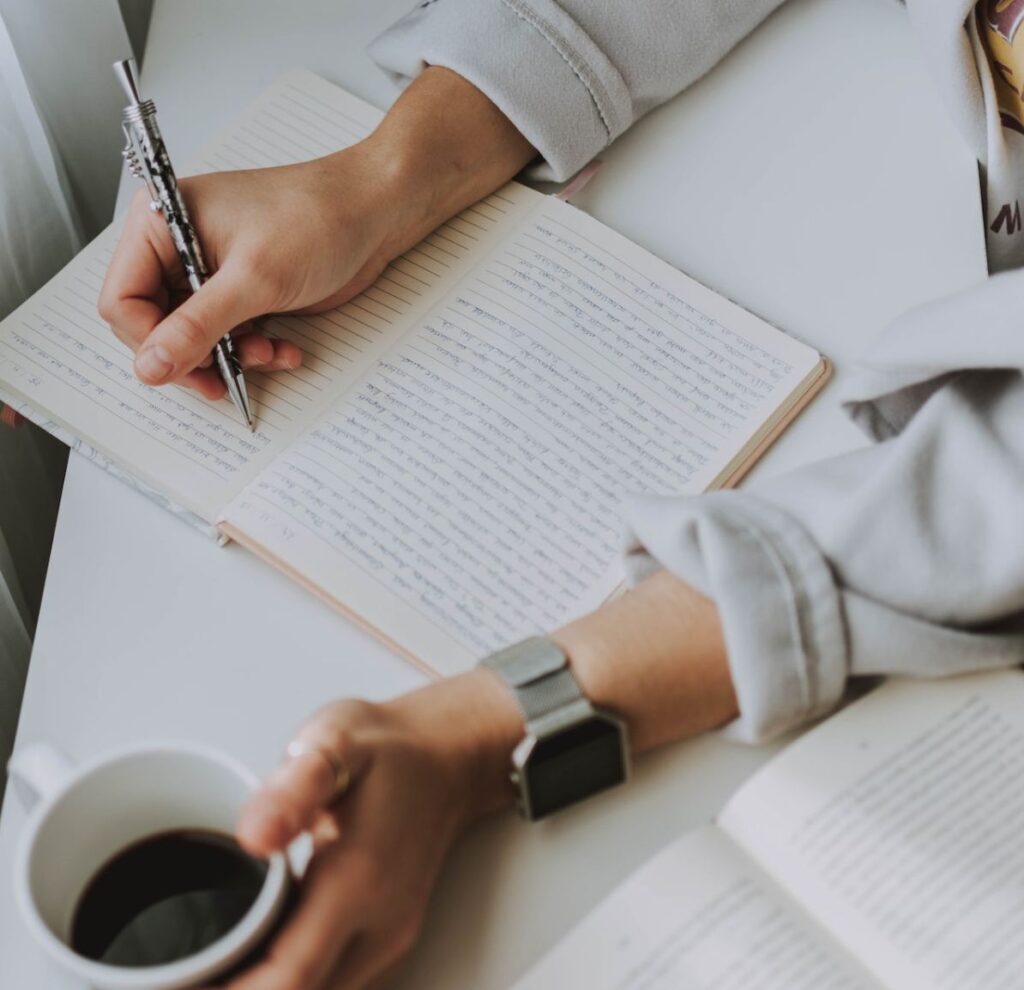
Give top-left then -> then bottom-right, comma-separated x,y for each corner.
0,232 -> 273,518
196,71 -> 527,428
720,671 -> 1024,990
0,71 -> 520,520
223,197 -> 821,671
513,827 -> 876,990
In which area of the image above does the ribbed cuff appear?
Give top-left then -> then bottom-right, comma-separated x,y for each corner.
622,491 -> 849,743
368,0 -> 633,180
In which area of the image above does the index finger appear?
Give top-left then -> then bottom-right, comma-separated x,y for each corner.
237,754 -> 342,858
98,198 -> 180,353
237,715 -> 369,857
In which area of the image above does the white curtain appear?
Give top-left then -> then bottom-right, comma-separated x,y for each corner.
0,0 -> 144,792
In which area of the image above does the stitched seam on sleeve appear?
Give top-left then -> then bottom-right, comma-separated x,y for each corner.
731,518 -> 816,720
498,0 -> 619,139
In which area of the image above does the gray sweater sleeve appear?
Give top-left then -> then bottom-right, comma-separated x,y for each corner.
624,272 -> 1024,741
371,2 -> 1024,743
369,0 -> 788,180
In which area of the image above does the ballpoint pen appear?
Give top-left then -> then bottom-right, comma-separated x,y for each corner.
113,57 -> 254,431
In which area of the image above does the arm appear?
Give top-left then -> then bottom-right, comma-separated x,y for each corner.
212,574 -> 737,990
102,0 -> 789,392
619,273 -> 1024,741
216,278 -> 1024,990
371,0 -> 791,180
99,66 -> 535,395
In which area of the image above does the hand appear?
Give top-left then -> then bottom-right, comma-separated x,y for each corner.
213,671 -> 522,990
213,571 -> 736,990
98,67 -> 536,400
98,149 -> 400,400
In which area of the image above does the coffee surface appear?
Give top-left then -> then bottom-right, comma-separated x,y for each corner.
70,828 -> 267,968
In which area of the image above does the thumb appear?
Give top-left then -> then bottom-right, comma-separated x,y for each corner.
134,267 -> 260,385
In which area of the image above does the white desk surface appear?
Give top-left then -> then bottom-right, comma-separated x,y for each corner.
0,0 -> 987,987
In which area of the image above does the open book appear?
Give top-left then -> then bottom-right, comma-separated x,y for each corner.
515,669 -> 1024,990
0,70 -> 828,675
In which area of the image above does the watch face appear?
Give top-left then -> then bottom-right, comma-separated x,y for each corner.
524,715 -> 627,820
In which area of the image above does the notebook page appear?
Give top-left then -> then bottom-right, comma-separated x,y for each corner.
719,671 -> 1024,990
222,197 -> 821,672
513,826 -> 876,990
0,71 -> 504,521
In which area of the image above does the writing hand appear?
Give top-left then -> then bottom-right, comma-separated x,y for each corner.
98,67 -> 535,401
98,152 -> 396,400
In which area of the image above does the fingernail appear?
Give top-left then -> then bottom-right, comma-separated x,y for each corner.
136,346 -> 174,383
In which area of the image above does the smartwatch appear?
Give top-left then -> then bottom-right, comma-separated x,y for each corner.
481,637 -> 629,821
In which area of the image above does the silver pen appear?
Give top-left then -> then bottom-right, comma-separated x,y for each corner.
113,58 -> 254,431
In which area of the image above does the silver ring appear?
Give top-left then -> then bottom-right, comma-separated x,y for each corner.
285,740 -> 351,797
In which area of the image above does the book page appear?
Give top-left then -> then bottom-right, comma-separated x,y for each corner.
719,671 -> 1024,990
0,71 -> 514,521
513,826 -> 876,990
222,196 -> 822,672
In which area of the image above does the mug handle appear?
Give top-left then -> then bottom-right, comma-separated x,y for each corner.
7,743 -> 75,812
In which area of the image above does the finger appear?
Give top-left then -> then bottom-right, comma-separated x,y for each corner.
237,335 -> 302,373
179,336 -> 300,403
99,197 -> 180,351
180,367 -> 228,401
105,296 -> 166,355
237,751 -> 347,857
235,333 -> 275,370
134,266 -> 263,385
238,714 -> 368,857
210,843 -> 362,990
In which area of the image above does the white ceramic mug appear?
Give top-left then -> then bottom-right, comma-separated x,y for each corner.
9,741 -> 290,990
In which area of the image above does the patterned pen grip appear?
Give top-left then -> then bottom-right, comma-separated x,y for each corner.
124,102 -> 209,292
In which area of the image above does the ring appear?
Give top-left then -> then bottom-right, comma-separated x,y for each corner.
285,740 -> 351,798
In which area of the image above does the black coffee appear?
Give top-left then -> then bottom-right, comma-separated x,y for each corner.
70,828 -> 268,968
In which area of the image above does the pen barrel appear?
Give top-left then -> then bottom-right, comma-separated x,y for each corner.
123,106 -> 209,292
215,336 -> 243,379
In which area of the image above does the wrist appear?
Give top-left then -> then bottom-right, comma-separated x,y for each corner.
387,667 -> 524,827
552,575 -> 738,753
358,66 -> 535,259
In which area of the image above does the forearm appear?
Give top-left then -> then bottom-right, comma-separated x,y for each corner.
553,572 -> 737,752
389,275 -> 1024,826
358,66 -> 536,259
371,0 -> 789,180
390,572 -> 737,823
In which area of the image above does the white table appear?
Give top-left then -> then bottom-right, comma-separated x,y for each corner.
0,1 -> 987,987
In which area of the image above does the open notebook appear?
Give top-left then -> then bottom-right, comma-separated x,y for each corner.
515,670 -> 1024,990
0,70 -> 828,675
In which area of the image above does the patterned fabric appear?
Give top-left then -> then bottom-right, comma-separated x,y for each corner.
975,1 -> 1024,268
979,1 -> 1024,134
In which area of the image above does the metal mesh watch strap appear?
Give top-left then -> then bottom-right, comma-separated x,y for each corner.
481,637 -> 583,724
482,636 -> 629,821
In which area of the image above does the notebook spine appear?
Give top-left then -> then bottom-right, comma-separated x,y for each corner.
0,388 -> 221,541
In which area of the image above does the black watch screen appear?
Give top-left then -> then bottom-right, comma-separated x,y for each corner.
524,714 -> 627,820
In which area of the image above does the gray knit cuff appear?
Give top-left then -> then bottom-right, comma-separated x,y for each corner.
368,0 -> 633,180
622,490 -> 849,743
